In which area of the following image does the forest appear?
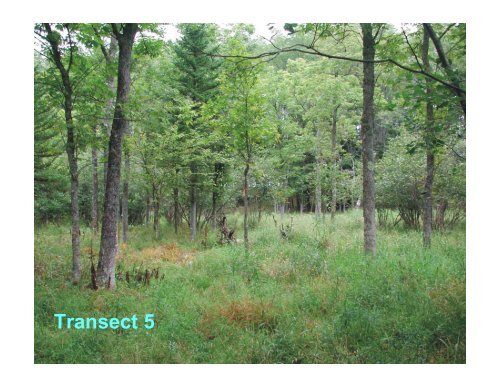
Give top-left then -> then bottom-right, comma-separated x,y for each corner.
34,23 -> 466,364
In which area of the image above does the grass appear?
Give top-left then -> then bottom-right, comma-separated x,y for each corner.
34,210 -> 465,363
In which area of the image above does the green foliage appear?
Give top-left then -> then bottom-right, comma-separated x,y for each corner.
376,133 -> 425,228
34,23 -> 466,363
376,131 -> 465,229
174,23 -> 221,104
35,22 -> 465,225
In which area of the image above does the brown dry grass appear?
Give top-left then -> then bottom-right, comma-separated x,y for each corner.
198,298 -> 278,339
117,243 -> 195,266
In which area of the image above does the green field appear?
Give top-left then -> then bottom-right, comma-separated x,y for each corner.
34,210 -> 465,363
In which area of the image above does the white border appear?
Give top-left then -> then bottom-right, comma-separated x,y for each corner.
2,0 -> 499,385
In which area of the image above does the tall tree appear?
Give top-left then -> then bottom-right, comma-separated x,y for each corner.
40,23 -> 82,283
97,23 -> 138,289
94,32 -> 118,186
211,37 -> 272,251
174,24 -> 221,241
422,28 -> 435,247
314,122 -> 323,218
92,32 -> 118,232
360,23 -> 377,256
330,105 -> 340,219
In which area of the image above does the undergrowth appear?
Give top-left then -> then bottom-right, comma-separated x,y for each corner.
34,210 -> 465,363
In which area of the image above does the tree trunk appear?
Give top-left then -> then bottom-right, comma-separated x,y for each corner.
122,150 -> 129,243
97,24 -> 138,289
422,28 -> 435,248
361,23 -> 377,256
243,162 -> 250,251
91,126 -> 99,233
351,157 -> 356,208
211,162 -> 223,230
67,110 -> 81,284
43,24 -> 81,284
331,106 -> 339,219
435,199 -> 448,229
279,203 -> 285,219
211,189 -> 217,231
315,124 -> 322,218
102,36 -> 118,186
153,195 -> 160,240
145,194 -> 150,224
189,164 -> 197,241
173,187 -> 179,234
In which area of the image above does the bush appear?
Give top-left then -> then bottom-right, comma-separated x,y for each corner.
376,133 -> 425,229
376,132 -> 465,229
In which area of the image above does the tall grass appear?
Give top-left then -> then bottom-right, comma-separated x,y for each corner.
34,210 -> 465,363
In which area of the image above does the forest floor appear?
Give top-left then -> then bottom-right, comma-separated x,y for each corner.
34,210 -> 466,363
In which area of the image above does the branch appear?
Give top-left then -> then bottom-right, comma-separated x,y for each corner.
92,25 -> 111,62
111,23 -> 121,40
439,24 -> 455,40
423,23 -> 466,115
401,26 -> 423,72
210,44 -> 465,94
65,24 -> 75,72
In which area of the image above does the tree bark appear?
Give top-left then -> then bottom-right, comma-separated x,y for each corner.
91,126 -> 99,233
243,162 -> 250,251
423,24 -> 466,116
331,106 -> 339,219
315,124 -> 322,218
97,24 -> 138,289
422,28 -> 435,248
43,23 -> 82,283
101,36 -> 118,186
361,23 -> 377,256
211,162 -> 224,230
435,199 -> 448,229
145,194 -> 150,224
189,164 -> 197,241
279,203 -> 285,219
122,149 -> 129,243
153,193 -> 160,240
173,186 -> 179,234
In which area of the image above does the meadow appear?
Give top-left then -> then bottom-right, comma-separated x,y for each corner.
34,210 -> 465,363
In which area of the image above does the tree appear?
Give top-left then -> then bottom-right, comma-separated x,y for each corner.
212,38 -> 273,250
421,27 -> 435,247
38,23 -> 82,283
395,23 -> 465,246
34,58 -> 69,223
174,24 -> 221,241
360,23 -> 377,256
93,30 -> 118,231
97,23 -> 138,289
